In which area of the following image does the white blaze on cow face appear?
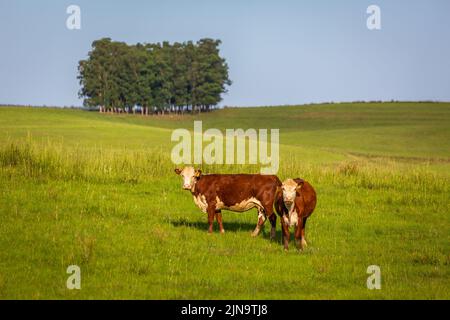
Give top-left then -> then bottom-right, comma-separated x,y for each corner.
281,179 -> 299,206
282,179 -> 302,227
175,166 -> 202,191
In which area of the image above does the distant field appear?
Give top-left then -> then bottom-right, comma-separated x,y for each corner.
0,103 -> 449,299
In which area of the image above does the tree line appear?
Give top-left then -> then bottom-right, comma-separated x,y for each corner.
78,38 -> 231,115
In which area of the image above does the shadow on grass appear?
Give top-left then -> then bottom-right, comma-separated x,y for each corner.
169,217 -> 284,243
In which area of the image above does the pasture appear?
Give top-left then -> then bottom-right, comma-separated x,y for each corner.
0,102 -> 449,299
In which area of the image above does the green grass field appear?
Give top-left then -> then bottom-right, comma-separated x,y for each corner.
0,103 -> 449,299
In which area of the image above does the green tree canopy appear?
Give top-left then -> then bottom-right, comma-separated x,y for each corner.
78,38 -> 231,114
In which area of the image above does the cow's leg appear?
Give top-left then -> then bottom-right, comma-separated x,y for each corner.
294,217 -> 304,251
215,210 -> 225,234
207,206 -> 215,234
274,196 -> 287,243
301,217 -> 308,248
268,213 -> 277,240
251,208 -> 266,237
280,214 -> 290,250
264,202 -> 277,240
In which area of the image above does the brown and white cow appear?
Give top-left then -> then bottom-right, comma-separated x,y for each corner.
174,166 -> 281,238
276,178 -> 317,250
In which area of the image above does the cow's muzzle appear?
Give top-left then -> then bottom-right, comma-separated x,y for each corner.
183,184 -> 192,190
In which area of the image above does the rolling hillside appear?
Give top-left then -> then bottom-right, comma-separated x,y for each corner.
0,103 -> 449,299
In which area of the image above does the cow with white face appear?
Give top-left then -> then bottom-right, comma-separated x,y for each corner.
175,166 -> 281,238
278,178 -> 317,251
175,166 -> 201,191
281,179 -> 299,211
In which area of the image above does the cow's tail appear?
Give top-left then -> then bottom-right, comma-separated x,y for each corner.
273,185 -> 286,216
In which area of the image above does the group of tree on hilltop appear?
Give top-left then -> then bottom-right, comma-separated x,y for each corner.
78,38 -> 231,115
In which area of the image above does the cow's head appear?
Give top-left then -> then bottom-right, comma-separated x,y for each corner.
281,178 -> 304,206
174,166 -> 202,191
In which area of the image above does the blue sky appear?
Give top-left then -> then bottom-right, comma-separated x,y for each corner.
0,0 -> 449,107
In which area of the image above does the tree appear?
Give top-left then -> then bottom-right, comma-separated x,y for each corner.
78,38 -> 115,112
78,38 -> 231,114
195,38 -> 232,111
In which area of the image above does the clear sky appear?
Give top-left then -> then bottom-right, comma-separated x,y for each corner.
1,0 -> 449,107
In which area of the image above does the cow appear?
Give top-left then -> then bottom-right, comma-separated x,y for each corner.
276,178 -> 317,251
174,166 -> 281,239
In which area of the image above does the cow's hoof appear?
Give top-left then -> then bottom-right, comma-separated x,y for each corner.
301,239 -> 308,248
220,229 -> 225,234
295,240 -> 304,251
251,231 -> 259,237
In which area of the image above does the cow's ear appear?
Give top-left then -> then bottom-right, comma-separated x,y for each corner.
174,168 -> 182,175
194,169 -> 202,178
295,179 -> 304,191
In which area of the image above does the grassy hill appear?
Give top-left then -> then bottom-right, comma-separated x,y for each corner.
0,103 -> 449,299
